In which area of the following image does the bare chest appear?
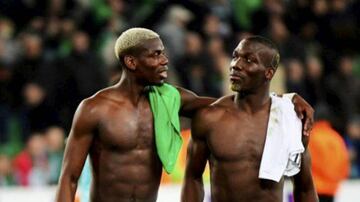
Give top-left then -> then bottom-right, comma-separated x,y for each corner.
207,113 -> 269,162
96,102 -> 154,151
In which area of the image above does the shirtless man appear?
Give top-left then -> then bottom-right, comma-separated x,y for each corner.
181,36 -> 318,202
55,28 -> 314,202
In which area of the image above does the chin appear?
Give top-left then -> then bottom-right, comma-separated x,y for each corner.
152,80 -> 165,86
230,83 -> 242,92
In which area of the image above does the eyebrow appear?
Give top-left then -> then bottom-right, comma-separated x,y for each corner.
140,48 -> 163,57
233,50 -> 257,58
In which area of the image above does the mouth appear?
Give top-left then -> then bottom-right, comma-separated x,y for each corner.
158,67 -> 168,79
229,73 -> 244,81
159,71 -> 167,79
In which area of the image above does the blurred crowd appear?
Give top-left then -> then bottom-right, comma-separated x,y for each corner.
0,0 -> 360,188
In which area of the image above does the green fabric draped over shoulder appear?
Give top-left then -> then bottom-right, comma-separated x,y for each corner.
148,83 -> 182,174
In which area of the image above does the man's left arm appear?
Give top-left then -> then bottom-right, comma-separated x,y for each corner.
293,150 -> 318,202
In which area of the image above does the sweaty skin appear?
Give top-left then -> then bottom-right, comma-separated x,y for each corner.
56,34 -> 314,202
181,38 -> 317,202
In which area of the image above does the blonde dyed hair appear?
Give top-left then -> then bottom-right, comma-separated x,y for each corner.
114,28 -> 159,60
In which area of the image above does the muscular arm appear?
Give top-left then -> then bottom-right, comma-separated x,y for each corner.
181,110 -> 210,202
55,99 -> 98,202
177,86 -> 215,118
293,150 -> 318,202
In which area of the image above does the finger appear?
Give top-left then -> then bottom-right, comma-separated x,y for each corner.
295,107 -> 304,119
303,130 -> 310,136
299,110 -> 304,119
303,125 -> 310,136
303,117 -> 313,136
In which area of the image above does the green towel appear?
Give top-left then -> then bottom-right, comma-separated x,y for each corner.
148,83 -> 182,174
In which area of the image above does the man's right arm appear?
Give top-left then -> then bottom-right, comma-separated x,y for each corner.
55,99 -> 97,202
181,110 -> 210,202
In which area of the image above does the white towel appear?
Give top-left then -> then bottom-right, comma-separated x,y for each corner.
258,95 -> 304,182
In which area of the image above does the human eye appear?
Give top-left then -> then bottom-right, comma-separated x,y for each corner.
232,52 -> 237,59
246,55 -> 256,63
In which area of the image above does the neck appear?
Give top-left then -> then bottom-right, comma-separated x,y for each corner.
115,71 -> 149,105
233,86 -> 270,114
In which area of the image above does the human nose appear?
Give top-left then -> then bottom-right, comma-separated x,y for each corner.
230,58 -> 242,71
160,53 -> 168,65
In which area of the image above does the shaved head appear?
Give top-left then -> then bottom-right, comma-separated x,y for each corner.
114,28 -> 160,60
244,36 -> 280,70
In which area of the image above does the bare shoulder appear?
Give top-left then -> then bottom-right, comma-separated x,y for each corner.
76,86 -> 126,119
90,86 -> 127,106
175,85 -> 190,94
211,94 -> 235,107
191,95 -> 234,139
192,95 -> 234,134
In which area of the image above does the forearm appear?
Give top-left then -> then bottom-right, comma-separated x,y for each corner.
294,189 -> 318,202
177,86 -> 216,118
180,97 -> 215,118
181,177 -> 205,202
55,175 -> 79,202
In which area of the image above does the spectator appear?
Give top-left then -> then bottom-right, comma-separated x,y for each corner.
345,115 -> 360,178
324,55 -> 360,133
202,13 -> 230,40
175,32 -> 220,97
251,0 -> 285,34
23,82 -> 60,135
8,33 -> 49,107
206,36 -> 231,95
60,31 -> 107,129
0,154 -> 15,186
45,126 -> 65,185
13,133 -> 49,186
309,104 -> 350,202
285,59 -> 309,100
304,55 -> 325,106
156,5 -> 193,66
0,61 -> 12,143
267,16 -> 306,62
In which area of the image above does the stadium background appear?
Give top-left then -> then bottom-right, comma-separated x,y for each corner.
0,0 -> 359,201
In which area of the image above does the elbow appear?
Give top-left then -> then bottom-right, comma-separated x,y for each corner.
70,173 -> 81,184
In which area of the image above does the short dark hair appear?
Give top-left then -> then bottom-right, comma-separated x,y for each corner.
245,36 -> 280,69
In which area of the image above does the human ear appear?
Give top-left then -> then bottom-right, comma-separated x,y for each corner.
265,67 -> 275,80
124,55 -> 137,71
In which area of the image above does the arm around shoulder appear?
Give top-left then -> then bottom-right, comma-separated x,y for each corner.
176,86 -> 216,118
275,92 -> 314,136
55,99 -> 99,202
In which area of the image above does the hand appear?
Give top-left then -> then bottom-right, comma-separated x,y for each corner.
292,94 -> 314,136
